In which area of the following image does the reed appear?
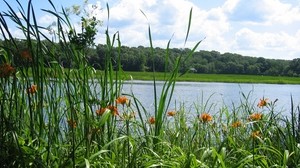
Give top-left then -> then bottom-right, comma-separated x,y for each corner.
1,1 -> 300,167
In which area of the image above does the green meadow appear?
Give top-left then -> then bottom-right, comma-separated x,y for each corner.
120,71 -> 300,84
1,1 -> 300,167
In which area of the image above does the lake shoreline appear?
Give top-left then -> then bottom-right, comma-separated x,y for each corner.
119,71 -> 300,85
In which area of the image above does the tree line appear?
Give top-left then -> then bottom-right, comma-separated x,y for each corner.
90,44 -> 300,77
1,39 -> 300,76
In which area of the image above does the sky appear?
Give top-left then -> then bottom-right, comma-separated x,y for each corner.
1,0 -> 300,60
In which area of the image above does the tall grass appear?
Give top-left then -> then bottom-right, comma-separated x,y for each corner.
1,0 -> 300,167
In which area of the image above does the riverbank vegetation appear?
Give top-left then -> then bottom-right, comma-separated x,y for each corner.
120,71 -> 300,84
1,1 -> 300,167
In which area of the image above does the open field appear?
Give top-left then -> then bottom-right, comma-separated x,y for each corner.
120,71 -> 300,84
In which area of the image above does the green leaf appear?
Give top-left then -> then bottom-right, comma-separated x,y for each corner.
84,158 -> 90,168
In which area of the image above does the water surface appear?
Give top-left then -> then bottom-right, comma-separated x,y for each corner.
122,80 -> 300,117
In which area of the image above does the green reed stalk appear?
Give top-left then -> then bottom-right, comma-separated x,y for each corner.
143,8 -> 202,149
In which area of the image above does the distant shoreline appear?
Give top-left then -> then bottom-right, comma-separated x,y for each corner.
119,71 -> 300,85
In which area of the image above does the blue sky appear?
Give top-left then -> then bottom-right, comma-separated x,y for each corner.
2,0 -> 300,60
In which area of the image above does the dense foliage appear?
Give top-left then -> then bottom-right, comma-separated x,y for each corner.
90,46 -> 300,76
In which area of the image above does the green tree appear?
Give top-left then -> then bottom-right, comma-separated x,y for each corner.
289,58 -> 300,75
256,57 -> 270,74
246,64 -> 260,74
194,64 -> 208,73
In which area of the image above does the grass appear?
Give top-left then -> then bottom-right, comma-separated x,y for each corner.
1,1 -> 300,167
120,71 -> 300,84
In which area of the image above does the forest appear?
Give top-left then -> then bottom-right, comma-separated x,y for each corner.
1,39 -> 300,76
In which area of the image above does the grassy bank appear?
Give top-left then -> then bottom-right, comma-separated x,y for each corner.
120,71 -> 300,84
34,68 -> 300,84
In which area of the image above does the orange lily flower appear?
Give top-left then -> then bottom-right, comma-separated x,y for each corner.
251,130 -> 261,139
0,63 -> 15,78
20,49 -> 32,62
257,98 -> 268,108
231,121 -> 242,128
148,116 -> 155,124
116,96 -> 129,105
107,105 -> 119,116
167,110 -> 176,117
249,113 -> 263,121
67,119 -> 77,128
199,113 -> 213,122
96,107 -> 107,116
27,85 -> 37,94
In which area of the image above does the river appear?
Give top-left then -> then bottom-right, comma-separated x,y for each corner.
121,80 -> 300,117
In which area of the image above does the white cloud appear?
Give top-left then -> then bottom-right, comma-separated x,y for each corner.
262,0 -> 300,24
16,12 -> 23,19
38,14 -> 57,25
95,0 -> 201,48
227,0 -> 300,25
232,28 -> 300,59
11,28 -> 26,39
96,0 -> 230,50
222,0 -> 240,13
